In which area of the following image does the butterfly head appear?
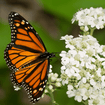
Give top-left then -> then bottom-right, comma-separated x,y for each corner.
49,53 -> 55,58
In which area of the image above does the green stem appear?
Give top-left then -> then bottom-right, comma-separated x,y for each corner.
49,90 -> 55,105
82,100 -> 88,105
90,28 -> 95,36
48,79 -> 55,105
83,32 -> 87,36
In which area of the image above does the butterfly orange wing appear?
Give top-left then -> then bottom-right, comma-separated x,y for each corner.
22,59 -> 49,103
4,12 -> 50,103
8,12 -> 46,53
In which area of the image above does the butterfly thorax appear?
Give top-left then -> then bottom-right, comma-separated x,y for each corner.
40,52 -> 55,59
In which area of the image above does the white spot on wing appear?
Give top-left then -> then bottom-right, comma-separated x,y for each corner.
14,13 -> 18,16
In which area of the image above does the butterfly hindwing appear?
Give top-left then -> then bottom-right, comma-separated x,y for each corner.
22,60 -> 49,103
10,59 -> 49,104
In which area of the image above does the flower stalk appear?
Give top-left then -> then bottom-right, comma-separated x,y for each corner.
82,100 -> 88,105
49,89 -> 55,105
90,28 -> 95,36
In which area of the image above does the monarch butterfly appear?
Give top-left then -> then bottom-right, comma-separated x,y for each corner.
4,11 -> 55,104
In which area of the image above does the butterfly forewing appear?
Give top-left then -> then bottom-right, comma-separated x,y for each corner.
4,44 -> 40,71
8,11 -> 46,53
4,11 -> 52,104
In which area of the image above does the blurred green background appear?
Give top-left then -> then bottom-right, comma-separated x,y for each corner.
1,0 -> 105,105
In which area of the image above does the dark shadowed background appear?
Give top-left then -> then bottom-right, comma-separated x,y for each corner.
0,0 -> 105,105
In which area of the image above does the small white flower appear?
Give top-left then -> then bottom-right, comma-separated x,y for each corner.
88,98 -> 100,105
60,35 -> 73,41
83,88 -> 92,100
101,76 -> 105,87
66,89 -> 75,98
74,89 -> 82,102
55,82 -> 61,87
13,86 -> 21,91
49,65 -> 52,72
90,79 -> 96,86
51,76 -> 57,82
49,85 -> 53,90
44,89 -> 48,93
62,79 -> 68,85
50,73 -> 59,82
68,85 -> 73,90
96,68 -> 101,77
94,82 -> 102,90
82,77 -> 86,83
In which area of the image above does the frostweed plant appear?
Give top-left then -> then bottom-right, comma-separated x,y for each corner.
72,7 -> 105,35
60,7 -> 105,105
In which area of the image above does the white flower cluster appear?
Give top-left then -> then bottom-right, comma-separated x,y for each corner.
60,35 -> 105,105
72,7 -> 105,31
43,65 -> 61,97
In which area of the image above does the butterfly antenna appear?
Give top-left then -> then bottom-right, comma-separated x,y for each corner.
52,51 -> 61,59
52,51 -> 61,54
